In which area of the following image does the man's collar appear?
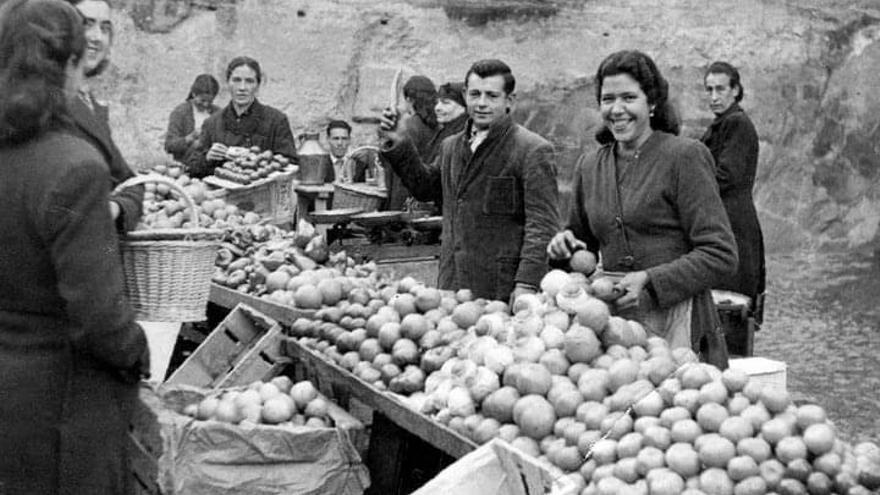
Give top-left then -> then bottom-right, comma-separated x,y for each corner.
466,114 -> 513,141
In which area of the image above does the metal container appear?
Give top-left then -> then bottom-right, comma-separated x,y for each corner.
296,133 -> 331,185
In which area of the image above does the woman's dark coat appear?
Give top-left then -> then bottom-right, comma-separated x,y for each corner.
185,99 -> 298,179
0,132 -> 148,495
701,103 -> 766,317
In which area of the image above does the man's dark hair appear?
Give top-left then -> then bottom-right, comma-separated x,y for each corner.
226,56 -> 262,84
705,61 -> 744,103
464,59 -> 515,95
326,119 -> 351,136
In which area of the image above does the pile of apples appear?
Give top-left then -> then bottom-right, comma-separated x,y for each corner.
139,163 -> 263,230
182,376 -> 335,428
212,219 -> 379,302
212,145 -> 293,185
289,267 -> 880,494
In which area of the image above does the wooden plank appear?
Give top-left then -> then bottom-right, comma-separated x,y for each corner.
167,304 -> 282,388
284,337 -> 478,458
208,283 -> 315,325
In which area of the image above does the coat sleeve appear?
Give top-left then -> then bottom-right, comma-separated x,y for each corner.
106,141 -> 143,233
713,115 -> 758,194
380,137 -> 443,203
645,141 -> 738,308
269,113 -> 299,165
185,118 -> 219,179
515,141 -> 560,287
164,103 -> 192,160
566,154 -> 601,257
40,159 -> 148,376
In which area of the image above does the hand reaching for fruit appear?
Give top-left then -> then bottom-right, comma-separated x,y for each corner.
614,270 -> 649,310
547,229 -> 587,260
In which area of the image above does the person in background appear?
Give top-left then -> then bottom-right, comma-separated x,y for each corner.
186,56 -> 298,178
547,50 -> 737,369
383,75 -> 439,211
65,0 -> 143,232
0,1 -> 149,494
326,119 -> 352,182
165,73 -> 221,162
701,61 -> 766,329
379,59 -> 559,304
428,81 -> 469,161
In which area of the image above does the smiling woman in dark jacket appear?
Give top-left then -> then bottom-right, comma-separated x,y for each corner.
548,50 -> 737,369
0,1 -> 149,493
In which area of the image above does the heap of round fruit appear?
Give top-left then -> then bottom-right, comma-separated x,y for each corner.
212,220 -> 378,302
291,267 -> 880,494
139,164 -> 262,230
290,276 -> 487,396
182,376 -> 335,428
213,145 -> 293,185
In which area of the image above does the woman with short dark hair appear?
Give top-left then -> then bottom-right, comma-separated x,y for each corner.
185,56 -> 298,178
0,1 -> 149,493
165,73 -> 221,162
548,50 -> 737,368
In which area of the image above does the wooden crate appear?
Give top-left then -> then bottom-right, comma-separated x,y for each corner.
166,303 -> 287,389
208,283 -> 315,326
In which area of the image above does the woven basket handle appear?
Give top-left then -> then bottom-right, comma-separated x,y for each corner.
114,174 -> 199,227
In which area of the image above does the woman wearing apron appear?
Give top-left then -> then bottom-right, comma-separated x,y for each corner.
548,50 -> 738,369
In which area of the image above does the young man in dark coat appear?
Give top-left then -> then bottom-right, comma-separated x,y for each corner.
379,59 -> 559,304
66,0 -> 144,233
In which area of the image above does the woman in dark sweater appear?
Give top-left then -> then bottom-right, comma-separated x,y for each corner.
548,50 -> 737,368
0,1 -> 149,493
165,73 -> 221,162
186,56 -> 298,178
701,61 -> 766,328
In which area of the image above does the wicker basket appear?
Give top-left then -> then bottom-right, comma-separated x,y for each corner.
115,175 -> 223,322
333,182 -> 387,211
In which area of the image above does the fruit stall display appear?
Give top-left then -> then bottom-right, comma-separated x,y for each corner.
210,218 -> 381,305
211,145 -> 294,186
130,376 -> 369,495
138,164 -> 263,231
277,268 -> 880,495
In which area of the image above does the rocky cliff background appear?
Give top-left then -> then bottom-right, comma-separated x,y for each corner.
99,0 -> 880,253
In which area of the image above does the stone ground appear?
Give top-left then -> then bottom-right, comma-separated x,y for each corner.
757,249 -> 880,446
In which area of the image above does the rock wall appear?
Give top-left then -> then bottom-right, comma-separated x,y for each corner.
100,0 -> 880,252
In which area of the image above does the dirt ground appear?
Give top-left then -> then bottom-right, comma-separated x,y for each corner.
756,249 -> 880,446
